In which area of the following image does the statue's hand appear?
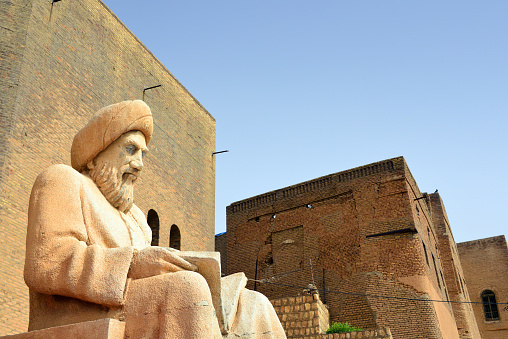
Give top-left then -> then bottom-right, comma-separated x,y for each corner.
128,246 -> 198,279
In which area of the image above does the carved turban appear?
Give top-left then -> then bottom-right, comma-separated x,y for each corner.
71,100 -> 153,172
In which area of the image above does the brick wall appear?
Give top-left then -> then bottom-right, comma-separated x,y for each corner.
0,0 -> 215,334
318,328 -> 393,339
215,232 -> 227,274
271,293 -> 393,339
225,157 -> 463,339
428,194 -> 481,339
271,293 -> 329,337
457,236 -> 508,339
0,1 -> 35,333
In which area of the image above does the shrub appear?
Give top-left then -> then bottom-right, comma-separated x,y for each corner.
326,322 -> 363,334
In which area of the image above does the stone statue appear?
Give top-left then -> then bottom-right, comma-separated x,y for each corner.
24,100 -> 286,338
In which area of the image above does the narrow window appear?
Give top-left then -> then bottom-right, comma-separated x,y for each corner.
481,290 -> 500,321
457,273 -> 464,293
422,241 -> 429,266
169,224 -> 181,250
147,209 -> 159,246
440,271 -> 449,300
432,254 -> 441,289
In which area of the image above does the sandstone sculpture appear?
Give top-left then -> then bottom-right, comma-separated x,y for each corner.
24,100 -> 286,338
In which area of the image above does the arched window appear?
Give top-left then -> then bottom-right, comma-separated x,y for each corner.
147,209 -> 160,246
169,224 -> 181,250
481,290 -> 500,321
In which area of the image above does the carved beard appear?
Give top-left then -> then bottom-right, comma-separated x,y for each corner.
89,161 -> 136,213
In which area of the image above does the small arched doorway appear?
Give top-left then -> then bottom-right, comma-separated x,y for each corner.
147,209 -> 160,246
169,224 -> 181,250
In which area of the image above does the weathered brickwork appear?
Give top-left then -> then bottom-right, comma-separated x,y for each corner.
215,232 -> 228,274
428,194 -> 481,338
271,293 -> 329,337
0,0 -> 215,334
271,294 -> 393,339
458,236 -> 508,339
316,328 -> 392,339
224,157 -> 471,339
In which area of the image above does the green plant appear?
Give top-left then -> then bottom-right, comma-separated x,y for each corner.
326,322 -> 363,334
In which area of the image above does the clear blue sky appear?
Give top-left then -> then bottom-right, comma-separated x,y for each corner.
102,0 -> 507,243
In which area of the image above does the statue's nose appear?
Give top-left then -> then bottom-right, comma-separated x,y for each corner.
130,156 -> 144,171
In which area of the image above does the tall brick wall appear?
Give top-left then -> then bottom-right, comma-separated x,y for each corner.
429,194 -> 481,339
0,2 -> 35,333
225,157 -> 464,339
457,236 -> 508,339
0,0 -> 215,334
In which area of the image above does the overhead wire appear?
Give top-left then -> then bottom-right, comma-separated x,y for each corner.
247,275 -> 508,306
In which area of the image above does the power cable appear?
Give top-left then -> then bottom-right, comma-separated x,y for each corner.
248,279 -> 508,306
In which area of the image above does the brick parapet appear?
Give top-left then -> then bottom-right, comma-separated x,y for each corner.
227,157 -> 405,216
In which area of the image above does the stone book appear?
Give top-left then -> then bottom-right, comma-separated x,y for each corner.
173,251 -> 247,335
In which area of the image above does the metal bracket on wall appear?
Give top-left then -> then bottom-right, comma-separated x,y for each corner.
143,85 -> 162,100
212,150 -> 229,156
49,0 -> 62,22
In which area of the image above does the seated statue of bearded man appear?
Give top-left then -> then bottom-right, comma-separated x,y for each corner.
24,100 -> 286,338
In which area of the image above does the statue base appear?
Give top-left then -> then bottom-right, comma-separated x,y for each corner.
1,318 -> 124,339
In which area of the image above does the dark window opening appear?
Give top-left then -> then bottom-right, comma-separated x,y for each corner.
147,209 -> 159,246
458,274 -> 464,293
169,224 -> 181,250
440,271 -> 448,300
432,254 -> 441,289
422,241 -> 429,266
481,290 -> 500,321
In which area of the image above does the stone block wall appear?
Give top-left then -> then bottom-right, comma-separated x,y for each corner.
270,293 -> 393,339
318,328 -> 392,339
271,294 -> 329,337
0,0 -> 215,334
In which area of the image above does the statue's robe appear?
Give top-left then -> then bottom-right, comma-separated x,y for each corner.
24,164 -> 285,338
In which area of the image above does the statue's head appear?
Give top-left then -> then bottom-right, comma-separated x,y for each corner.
71,100 -> 153,212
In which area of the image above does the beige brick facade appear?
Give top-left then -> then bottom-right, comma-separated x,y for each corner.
458,236 -> 508,339
0,0 -> 215,334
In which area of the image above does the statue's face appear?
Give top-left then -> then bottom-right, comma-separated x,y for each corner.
88,130 -> 148,212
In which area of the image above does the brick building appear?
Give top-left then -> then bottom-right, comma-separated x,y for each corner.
0,0 -> 216,334
219,157 -> 486,339
457,236 -> 508,339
